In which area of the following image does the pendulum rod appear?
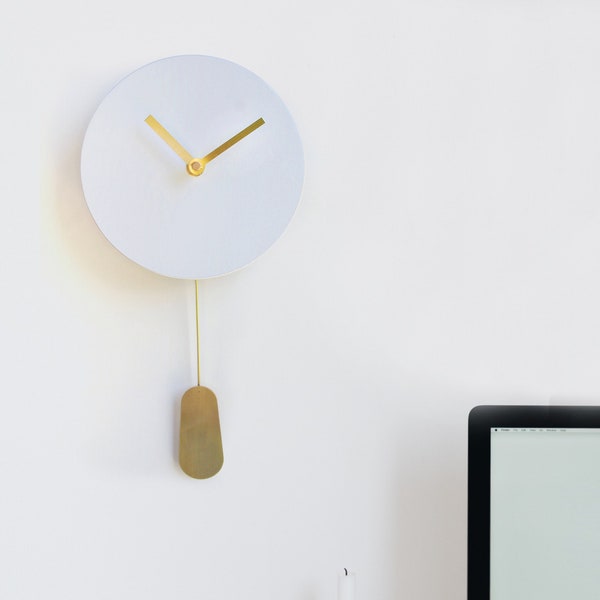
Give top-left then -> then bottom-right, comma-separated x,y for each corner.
195,280 -> 201,387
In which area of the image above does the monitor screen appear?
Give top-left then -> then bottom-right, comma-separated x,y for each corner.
490,427 -> 600,599
468,406 -> 600,600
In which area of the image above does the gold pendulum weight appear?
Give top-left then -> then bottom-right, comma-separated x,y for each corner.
179,280 -> 224,478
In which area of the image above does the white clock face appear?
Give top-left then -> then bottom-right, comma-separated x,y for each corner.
81,55 -> 304,279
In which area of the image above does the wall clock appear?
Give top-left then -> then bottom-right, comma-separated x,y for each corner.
81,55 -> 304,478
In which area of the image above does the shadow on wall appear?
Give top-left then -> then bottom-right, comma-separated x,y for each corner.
389,410 -> 468,600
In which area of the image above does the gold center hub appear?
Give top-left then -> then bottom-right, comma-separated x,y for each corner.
187,159 -> 205,177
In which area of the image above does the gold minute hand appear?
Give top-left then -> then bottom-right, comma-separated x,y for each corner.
145,115 -> 194,164
201,118 -> 265,164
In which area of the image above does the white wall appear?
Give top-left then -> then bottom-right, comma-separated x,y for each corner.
4,1 -> 600,598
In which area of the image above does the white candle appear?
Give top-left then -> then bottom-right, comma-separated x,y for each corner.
338,568 -> 355,600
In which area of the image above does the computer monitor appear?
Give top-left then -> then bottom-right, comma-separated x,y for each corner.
468,405 -> 600,600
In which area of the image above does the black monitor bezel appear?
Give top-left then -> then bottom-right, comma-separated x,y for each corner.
468,404 -> 600,599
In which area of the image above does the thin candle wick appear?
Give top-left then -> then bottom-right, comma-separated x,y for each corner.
344,568 -> 348,576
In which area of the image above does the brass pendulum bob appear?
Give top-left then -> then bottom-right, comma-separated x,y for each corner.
179,281 -> 224,479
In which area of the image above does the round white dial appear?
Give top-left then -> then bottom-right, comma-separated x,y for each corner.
81,55 -> 304,279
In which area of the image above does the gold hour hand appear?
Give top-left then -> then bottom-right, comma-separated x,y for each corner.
201,118 -> 265,164
145,115 -> 194,165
